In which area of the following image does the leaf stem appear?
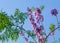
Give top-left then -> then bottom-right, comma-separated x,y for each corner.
56,15 -> 59,26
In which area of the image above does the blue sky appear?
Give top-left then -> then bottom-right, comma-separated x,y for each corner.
0,0 -> 60,43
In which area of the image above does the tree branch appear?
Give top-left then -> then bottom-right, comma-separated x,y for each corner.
45,26 -> 60,41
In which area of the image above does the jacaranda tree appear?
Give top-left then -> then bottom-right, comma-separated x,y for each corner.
0,5 -> 60,43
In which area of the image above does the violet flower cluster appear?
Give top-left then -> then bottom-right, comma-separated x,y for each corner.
27,7 -> 44,43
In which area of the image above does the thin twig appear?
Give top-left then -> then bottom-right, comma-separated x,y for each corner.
56,16 -> 59,26
45,26 -> 60,42
14,25 -> 28,43
32,37 -> 37,43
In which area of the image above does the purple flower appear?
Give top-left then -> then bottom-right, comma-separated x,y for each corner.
36,28 -> 40,33
34,8 -> 41,15
27,7 -> 32,15
51,8 -> 58,16
39,25 -> 44,30
39,15 -> 44,22
27,7 -> 31,12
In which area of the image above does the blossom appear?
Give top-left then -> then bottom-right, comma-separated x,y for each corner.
39,25 -> 44,30
36,14 -> 44,23
27,7 -> 32,15
34,8 -> 41,16
34,8 -> 44,23
27,7 -> 44,43
51,8 -> 58,16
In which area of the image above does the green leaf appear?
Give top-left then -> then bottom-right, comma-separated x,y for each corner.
18,12 -> 28,24
29,41 -> 34,43
23,13 -> 28,19
26,30 -> 36,39
52,40 -> 57,43
15,8 -> 20,15
0,12 -> 9,32
39,5 -> 44,11
18,12 -> 24,19
49,24 -> 55,31
31,7 -> 35,11
58,38 -> 60,42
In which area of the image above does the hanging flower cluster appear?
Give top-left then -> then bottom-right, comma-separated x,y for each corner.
34,8 -> 44,23
27,7 -> 44,43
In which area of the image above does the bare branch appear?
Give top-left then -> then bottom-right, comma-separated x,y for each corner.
45,26 -> 60,41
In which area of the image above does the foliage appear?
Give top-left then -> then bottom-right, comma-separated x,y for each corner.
49,24 -> 55,31
0,6 -> 60,43
0,9 -> 28,43
0,12 -> 9,32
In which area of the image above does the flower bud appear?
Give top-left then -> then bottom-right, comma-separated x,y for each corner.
51,8 -> 58,16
